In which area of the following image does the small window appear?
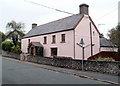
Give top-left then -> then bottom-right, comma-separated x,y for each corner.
44,36 -> 47,44
52,35 -> 56,44
61,34 -> 65,43
93,31 -> 95,36
28,39 -> 30,44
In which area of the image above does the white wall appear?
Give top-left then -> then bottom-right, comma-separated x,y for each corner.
100,47 -> 118,52
21,38 -> 29,53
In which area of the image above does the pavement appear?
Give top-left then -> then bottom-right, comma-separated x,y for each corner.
2,56 -> 120,85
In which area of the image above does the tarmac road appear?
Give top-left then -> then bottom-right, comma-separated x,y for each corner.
2,56 -> 108,84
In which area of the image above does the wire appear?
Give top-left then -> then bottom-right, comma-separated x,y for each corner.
24,0 -> 74,15
95,3 -> 118,21
24,0 -> 119,22
95,8 -> 117,21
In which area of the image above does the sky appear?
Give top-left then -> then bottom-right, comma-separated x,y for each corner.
0,0 -> 119,38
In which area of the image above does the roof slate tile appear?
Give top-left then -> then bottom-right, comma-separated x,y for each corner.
24,14 -> 84,38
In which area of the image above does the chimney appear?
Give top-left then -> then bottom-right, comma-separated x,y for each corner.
79,4 -> 89,15
32,23 -> 37,29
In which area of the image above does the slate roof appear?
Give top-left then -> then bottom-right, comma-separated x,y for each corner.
24,14 -> 84,38
100,37 -> 117,47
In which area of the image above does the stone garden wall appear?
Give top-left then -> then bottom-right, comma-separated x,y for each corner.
27,56 -> 120,75
2,51 -> 20,60
2,52 -> 120,75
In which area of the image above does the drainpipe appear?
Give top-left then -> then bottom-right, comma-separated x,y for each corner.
73,30 -> 75,59
90,22 -> 93,56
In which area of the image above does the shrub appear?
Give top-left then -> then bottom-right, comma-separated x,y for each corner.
2,41 -> 14,52
95,57 -> 115,61
11,45 -> 21,54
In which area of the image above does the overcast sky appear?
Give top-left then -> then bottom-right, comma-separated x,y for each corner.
0,0 -> 119,38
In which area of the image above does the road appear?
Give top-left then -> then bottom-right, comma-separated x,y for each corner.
2,56 -> 108,84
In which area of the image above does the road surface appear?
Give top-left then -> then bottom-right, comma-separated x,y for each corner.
2,56 -> 108,84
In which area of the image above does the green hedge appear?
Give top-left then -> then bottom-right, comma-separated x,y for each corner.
2,41 -> 14,52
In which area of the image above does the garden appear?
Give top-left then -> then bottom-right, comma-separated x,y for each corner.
2,41 -> 21,54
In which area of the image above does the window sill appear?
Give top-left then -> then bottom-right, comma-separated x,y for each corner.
60,41 -> 66,43
43,43 -> 47,44
51,55 -> 57,57
51,42 -> 56,44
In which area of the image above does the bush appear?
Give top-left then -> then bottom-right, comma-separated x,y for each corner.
95,57 -> 115,61
2,41 -> 14,52
11,45 -> 21,54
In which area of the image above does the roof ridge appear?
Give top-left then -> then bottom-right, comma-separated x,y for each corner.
35,14 -> 82,28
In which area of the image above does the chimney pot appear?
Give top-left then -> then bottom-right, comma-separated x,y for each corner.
79,4 -> 89,15
32,23 -> 37,29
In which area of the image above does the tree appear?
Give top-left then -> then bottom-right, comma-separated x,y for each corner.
6,20 -> 25,46
0,31 -> 6,42
0,31 -> 6,53
107,24 -> 120,55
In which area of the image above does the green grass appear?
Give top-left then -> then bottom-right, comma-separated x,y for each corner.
95,57 -> 115,61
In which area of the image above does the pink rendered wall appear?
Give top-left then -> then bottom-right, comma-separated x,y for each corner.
21,30 -> 74,58
75,15 -> 100,60
21,15 -> 100,59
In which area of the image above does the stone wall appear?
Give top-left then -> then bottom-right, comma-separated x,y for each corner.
27,56 -> 53,66
2,52 -> 120,75
27,56 -> 120,75
2,51 -> 20,60
83,60 -> 119,75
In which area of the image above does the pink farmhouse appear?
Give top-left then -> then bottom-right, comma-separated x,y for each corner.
21,4 -> 118,60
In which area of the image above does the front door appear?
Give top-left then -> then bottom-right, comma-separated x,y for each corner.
31,47 -> 34,55
51,48 -> 57,56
